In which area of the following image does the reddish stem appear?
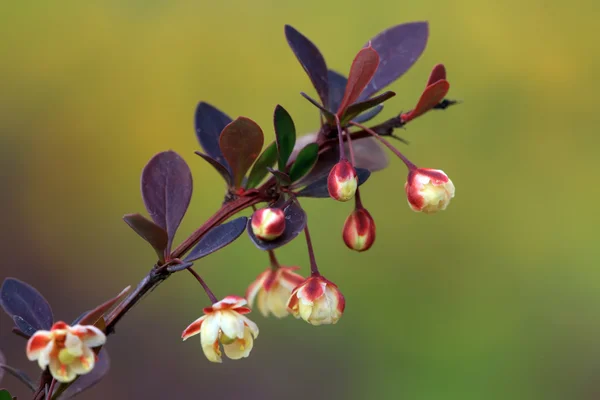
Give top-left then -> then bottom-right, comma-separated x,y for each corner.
303,224 -> 320,277
334,115 -> 347,160
187,267 -> 218,304
268,250 -> 280,270
46,379 -> 56,400
349,121 -> 417,171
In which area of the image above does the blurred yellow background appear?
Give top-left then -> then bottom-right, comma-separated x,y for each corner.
1,1 -> 599,399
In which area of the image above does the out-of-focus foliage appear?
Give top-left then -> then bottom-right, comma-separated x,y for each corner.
0,1 -> 599,399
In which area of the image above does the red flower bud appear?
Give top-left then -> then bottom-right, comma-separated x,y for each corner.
342,208 -> 376,252
405,168 -> 455,214
327,160 -> 358,202
251,208 -> 286,240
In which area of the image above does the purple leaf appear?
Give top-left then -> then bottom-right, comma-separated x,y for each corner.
337,46 -> 380,115
194,151 -> 233,187
359,22 -> 429,101
297,168 -> 371,198
341,91 -> 395,124
60,349 -> 110,399
13,316 -> 36,337
141,151 -> 193,258
195,102 -> 233,174
219,117 -> 264,188
300,92 -> 335,123
352,104 -> 384,123
123,213 -> 168,261
247,201 -> 306,251
0,278 -> 53,331
285,25 -> 329,107
0,362 -> 36,392
182,217 -> 248,263
267,167 -> 292,187
327,70 -> 347,112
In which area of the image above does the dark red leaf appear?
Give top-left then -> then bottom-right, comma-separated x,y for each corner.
78,286 -> 131,326
141,151 -> 193,257
402,80 -> 450,122
359,22 -> 429,101
0,278 -> 53,331
219,117 -> 264,188
327,70 -> 348,112
194,102 -> 233,174
182,217 -> 248,263
194,151 -> 233,187
337,46 -> 380,115
246,201 -> 306,251
427,63 -> 446,86
285,25 -> 329,107
123,213 -> 168,261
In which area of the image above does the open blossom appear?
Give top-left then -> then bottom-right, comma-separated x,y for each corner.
287,276 -> 345,326
328,160 -> 358,202
405,168 -> 455,214
251,207 -> 286,241
182,296 -> 259,363
246,266 -> 305,318
343,208 -> 376,252
26,321 -> 106,383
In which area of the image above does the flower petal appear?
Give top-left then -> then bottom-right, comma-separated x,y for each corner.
212,295 -> 247,310
246,269 -> 269,306
26,331 -> 53,361
181,315 -> 207,341
202,340 -> 222,363
64,332 -> 83,357
222,326 -> 254,360
239,315 -> 259,339
49,358 -> 77,383
37,339 -> 55,369
256,289 -> 269,317
71,325 -> 106,348
219,311 -> 244,340
200,314 -> 221,349
69,346 -> 95,375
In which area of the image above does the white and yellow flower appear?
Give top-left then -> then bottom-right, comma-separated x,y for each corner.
26,321 -> 106,383
182,296 -> 259,363
287,276 -> 345,326
246,266 -> 305,318
405,168 -> 455,214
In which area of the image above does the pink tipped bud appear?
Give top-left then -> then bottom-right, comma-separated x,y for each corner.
342,208 -> 376,252
287,276 -> 345,325
327,160 -> 358,202
405,168 -> 455,214
251,208 -> 286,240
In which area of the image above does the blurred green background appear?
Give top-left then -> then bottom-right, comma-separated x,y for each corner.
1,1 -> 599,399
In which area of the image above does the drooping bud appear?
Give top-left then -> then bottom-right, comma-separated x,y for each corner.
342,208 -> 376,252
251,207 -> 286,241
327,160 -> 358,202
287,275 -> 345,325
405,168 -> 455,214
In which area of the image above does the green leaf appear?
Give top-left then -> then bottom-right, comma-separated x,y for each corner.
0,390 -> 12,400
274,105 -> 296,171
341,91 -> 395,125
289,143 -> 319,182
246,141 -> 278,188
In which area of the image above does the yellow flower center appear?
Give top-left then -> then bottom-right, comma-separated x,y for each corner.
58,348 -> 76,365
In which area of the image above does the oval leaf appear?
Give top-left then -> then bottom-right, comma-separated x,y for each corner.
289,143 -> 319,183
402,80 -> 450,122
78,286 -> 131,326
183,217 -> 248,263
0,390 -> 11,400
427,63 -> 446,86
327,70 -> 348,112
0,278 -> 53,331
284,25 -> 329,107
123,213 -> 168,261
194,152 -> 233,187
60,348 -> 110,399
296,168 -> 371,198
352,104 -> 384,124
195,102 -> 233,173
141,150 -> 193,257
337,46 -> 380,115
359,22 -> 429,101
13,316 -> 36,337
0,363 -> 36,392
274,105 -> 297,170
219,117 -> 264,188
341,91 -> 395,125
247,201 -> 306,251
246,142 -> 278,189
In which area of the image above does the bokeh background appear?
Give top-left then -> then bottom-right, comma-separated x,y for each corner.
1,1 -> 599,399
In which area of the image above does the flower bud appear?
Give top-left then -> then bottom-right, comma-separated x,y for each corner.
405,168 -> 455,214
342,208 -> 376,252
251,207 -> 286,241
327,160 -> 358,202
287,276 -> 345,325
